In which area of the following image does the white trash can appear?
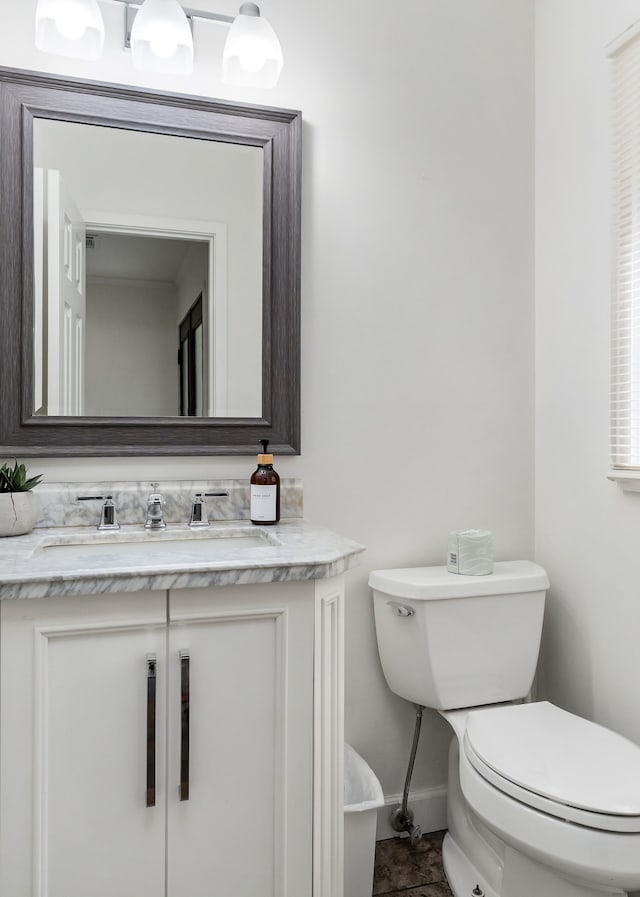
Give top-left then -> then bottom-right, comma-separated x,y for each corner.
344,743 -> 385,897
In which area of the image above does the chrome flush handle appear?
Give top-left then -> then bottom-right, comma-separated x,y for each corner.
386,600 -> 415,618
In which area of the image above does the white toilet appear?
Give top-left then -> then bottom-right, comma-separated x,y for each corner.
370,560 -> 640,897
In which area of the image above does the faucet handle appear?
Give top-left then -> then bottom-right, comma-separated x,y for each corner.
188,491 -> 229,528
76,494 -> 120,531
189,493 -> 208,528
98,495 -> 120,531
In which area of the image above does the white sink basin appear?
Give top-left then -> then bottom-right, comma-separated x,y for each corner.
32,526 -> 279,563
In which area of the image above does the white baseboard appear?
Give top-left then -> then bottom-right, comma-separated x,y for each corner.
376,785 -> 448,840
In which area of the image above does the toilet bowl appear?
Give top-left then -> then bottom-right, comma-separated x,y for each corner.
444,702 -> 640,897
370,561 -> 640,897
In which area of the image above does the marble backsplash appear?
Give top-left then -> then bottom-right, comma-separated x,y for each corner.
33,478 -> 303,529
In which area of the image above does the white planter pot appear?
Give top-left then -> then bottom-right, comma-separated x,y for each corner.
0,492 -> 41,537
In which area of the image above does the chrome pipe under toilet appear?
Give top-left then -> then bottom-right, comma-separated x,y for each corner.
390,703 -> 424,847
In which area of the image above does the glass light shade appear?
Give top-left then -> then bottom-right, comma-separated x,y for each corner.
35,0 -> 104,61
222,3 -> 283,89
130,0 -> 194,75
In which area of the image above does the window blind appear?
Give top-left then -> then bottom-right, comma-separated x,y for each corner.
611,26 -> 640,469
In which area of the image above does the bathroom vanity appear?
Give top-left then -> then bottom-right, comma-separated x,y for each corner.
0,482 -> 363,897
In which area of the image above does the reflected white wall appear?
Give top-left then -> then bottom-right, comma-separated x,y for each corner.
86,281 -> 178,416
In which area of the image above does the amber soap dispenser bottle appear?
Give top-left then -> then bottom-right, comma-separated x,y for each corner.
250,439 -> 280,525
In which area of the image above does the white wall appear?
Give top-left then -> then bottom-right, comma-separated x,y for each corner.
176,243 -> 208,325
1,1 -> 535,809
86,281 -> 179,416
536,1 -> 640,748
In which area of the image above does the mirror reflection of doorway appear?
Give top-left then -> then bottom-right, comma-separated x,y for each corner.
179,295 -> 203,417
83,230 -> 208,417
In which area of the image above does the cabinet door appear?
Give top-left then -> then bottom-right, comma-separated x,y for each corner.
0,592 -> 167,897
167,582 -> 315,897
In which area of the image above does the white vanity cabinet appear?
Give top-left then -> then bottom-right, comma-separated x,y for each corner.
0,590 -> 167,897
165,583 -> 315,897
0,577 -> 344,897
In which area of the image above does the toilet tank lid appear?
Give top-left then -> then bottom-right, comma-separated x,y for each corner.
368,560 -> 549,600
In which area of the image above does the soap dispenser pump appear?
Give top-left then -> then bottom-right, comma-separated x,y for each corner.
250,439 -> 280,525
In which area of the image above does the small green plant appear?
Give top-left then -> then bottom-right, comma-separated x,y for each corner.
0,461 -> 43,493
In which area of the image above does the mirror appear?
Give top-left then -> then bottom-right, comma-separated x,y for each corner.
0,67 -> 301,456
33,118 -> 263,419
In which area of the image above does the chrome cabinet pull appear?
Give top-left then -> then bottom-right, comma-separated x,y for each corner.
146,654 -> 157,808
179,650 -> 190,801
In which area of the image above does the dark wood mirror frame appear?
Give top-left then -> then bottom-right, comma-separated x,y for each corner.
0,67 -> 300,457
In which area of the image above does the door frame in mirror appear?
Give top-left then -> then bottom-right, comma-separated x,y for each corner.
0,67 -> 301,456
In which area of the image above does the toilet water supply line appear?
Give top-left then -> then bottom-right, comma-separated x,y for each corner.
390,704 -> 424,846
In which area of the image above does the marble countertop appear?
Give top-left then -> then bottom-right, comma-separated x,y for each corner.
0,520 -> 365,601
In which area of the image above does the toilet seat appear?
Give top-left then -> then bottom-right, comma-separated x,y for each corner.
463,702 -> 640,833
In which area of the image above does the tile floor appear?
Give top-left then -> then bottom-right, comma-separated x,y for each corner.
372,831 -> 454,897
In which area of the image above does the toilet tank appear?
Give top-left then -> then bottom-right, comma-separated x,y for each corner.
370,560 -> 549,710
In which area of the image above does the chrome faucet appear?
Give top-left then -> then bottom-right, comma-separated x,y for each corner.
189,491 -> 229,528
76,494 -> 120,531
145,483 -> 166,530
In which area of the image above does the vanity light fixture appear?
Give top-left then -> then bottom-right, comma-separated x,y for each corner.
34,0 -> 284,87
35,0 -> 106,60
129,0 -> 193,74
222,2 -> 283,89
